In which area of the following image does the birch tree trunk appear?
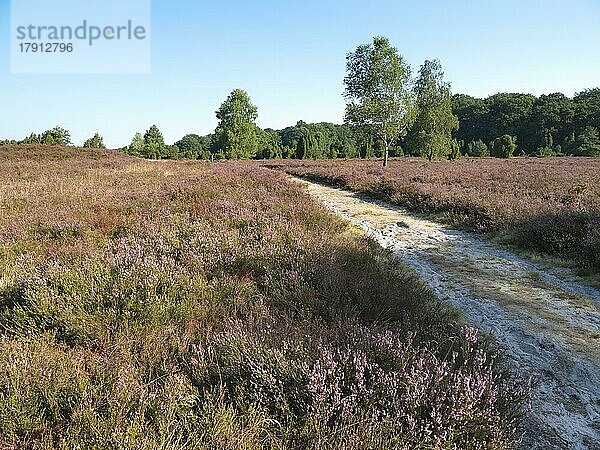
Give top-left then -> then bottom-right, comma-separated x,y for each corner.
383,140 -> 389,167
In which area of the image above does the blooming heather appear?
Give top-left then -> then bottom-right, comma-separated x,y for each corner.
0,145 -> 531,449
280,157 -> 600,272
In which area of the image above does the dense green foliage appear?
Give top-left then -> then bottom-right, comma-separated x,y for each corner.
406,60 -> 458,161
127,132 -> 144,155
166,83 -> 598,161
214,89 -> 260,159
466,139 -> 489,157
343,37 -> 415,166
142,124 -> 168,159
564,126 -> 600,156
82,132 -> 106,149
1,126 -> 73,147
453,89 -> 600,156
174,134 -> 212,160
256,128 -> 286,159
117,121 -> 366,162
279,121 -> 360,159
123,125 -> 179,160
3,85 -> 600,160
41,127 -> 72,146
491,135 -> 517,158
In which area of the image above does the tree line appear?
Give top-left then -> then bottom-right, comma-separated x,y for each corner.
0,127 -> 105,149
2,37 -> 599,160
453,90 -> 600,157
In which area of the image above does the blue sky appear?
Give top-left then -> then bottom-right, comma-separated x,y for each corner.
1,0 -> 599,148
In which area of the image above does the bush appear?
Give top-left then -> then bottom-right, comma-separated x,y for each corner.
467,139 -> 489,157
448,140 -> 461,160
491,135 -> 517,158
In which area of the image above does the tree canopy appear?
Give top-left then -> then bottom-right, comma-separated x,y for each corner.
39,126 -> 72,146
83,133 -> 106,149
214,89 -> 260,159
343,36 -> 414,166
123,125 -> 171,159
406,59 -> 458,161
452,89 -> 600,156
175,134 -> 211,160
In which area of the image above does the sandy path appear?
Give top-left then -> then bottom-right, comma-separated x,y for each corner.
292,177 -> 600,449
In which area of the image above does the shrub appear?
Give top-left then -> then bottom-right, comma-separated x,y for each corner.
467,139 -> 489,157
491,135 -> 517,158
40,126 -> 72,146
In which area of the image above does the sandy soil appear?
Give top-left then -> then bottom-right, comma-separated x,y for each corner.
292,176 -> 600,450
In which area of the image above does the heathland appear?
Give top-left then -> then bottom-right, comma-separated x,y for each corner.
293,176 -> 600,448
0,145 -> 530,449
280,157 -> 600,275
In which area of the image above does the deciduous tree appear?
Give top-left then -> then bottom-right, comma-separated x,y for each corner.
452,94 -> 488,145
407,59 -> 458,161
566,126 -> 600,156
343,36 -> 414,167
41,126 -> 72,146
175,134 -> 211,160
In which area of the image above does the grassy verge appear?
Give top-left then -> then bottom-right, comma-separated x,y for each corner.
0,146 -> 530,449
277,157 -> 600,275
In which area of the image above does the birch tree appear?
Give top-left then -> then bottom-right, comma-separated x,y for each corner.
407,59 -> 458,161
343,37 -> 414,167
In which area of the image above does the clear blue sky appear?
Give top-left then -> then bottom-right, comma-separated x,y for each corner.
1,0 -> 599,148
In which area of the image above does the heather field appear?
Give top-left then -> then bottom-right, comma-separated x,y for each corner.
0,145 -> 530,449
279,157 -> 600,273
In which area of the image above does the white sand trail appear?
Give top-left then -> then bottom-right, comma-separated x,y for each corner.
293,177 -> 600,449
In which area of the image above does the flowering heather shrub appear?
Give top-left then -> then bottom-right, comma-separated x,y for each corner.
279,157 -> 600,272
0,145 -> 530,448
186,322 -> 527,449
